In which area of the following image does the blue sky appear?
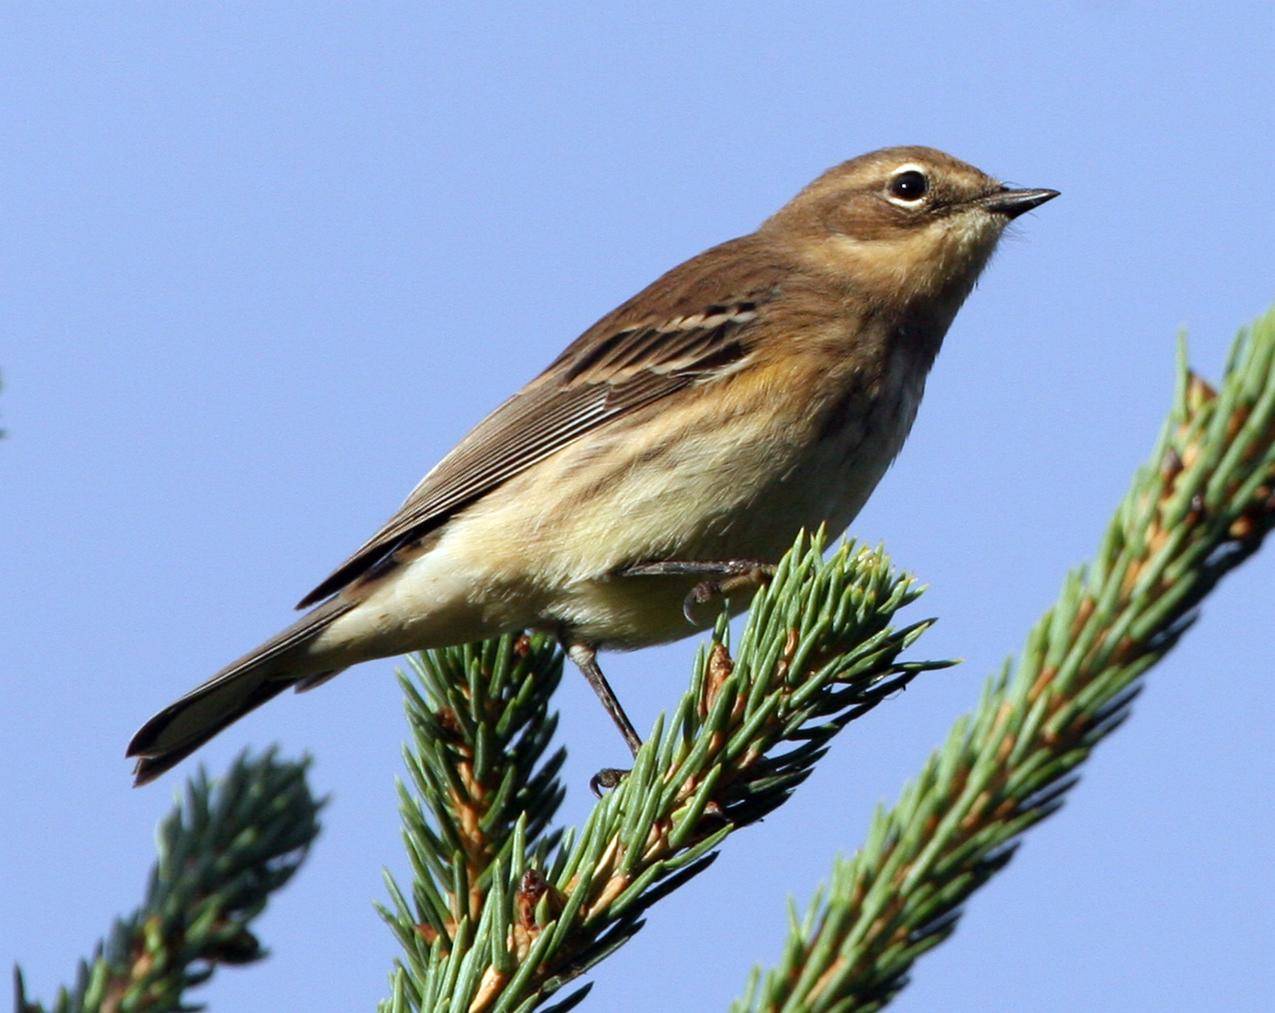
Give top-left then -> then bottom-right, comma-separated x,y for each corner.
3,4 -> 1272,1011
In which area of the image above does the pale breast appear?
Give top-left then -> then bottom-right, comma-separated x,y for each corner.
773,341 -> 925,542
533,342 -> 929,647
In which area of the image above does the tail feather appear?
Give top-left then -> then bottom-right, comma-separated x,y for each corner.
127,598 -> 353,786
292,668 -> 345,692
129,677 -> 297,786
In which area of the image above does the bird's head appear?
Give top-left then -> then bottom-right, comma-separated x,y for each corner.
763,146 -> 1058,313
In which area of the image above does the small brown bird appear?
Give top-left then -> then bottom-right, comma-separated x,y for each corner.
128,146 -> 1057,785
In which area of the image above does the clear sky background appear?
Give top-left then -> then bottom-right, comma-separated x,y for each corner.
3,4 -> 1272,1011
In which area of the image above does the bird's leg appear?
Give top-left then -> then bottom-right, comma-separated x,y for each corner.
566,642 -> 642,795
566,643 -> 642,755
620,558 -> 778,623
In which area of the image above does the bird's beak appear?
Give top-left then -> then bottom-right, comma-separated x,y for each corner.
978,187 -> 1060,219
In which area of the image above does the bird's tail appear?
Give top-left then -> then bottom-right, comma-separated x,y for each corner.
126,598 -> 353,786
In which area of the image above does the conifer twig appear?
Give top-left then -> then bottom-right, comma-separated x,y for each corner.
379,635 -> 568,1008
14,749 -> 322,1013
382,535 -> 951,1011
733,309 -> 1275,1011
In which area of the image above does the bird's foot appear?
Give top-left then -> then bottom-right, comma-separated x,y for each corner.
589,767 -> 630,797
622,559 -> 778,623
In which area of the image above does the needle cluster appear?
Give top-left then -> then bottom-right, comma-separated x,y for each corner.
15,750 -> 322,1013
380,534 -> 949,1012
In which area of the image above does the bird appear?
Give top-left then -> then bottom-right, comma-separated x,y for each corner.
128,145 -> 1057,786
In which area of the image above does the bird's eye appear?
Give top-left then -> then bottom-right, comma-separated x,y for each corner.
887,169 -> 929,203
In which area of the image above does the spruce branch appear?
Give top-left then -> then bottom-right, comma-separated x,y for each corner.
733,309 -> 1275,1012
379,634 -> 569,1007
14,749 -> 322,1013
383,534 -> 951,1011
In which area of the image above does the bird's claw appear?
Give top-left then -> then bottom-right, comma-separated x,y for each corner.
682,564 -> 777,625
590,767 -> 630,797
683,581 -> 721,623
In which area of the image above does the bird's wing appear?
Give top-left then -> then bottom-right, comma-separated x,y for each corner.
295,237 -> 790,608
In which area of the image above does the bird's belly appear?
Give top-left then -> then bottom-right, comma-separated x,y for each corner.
541,387 -> 917,649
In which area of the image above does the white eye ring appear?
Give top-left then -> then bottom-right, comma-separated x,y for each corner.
886,163 -> 930,206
